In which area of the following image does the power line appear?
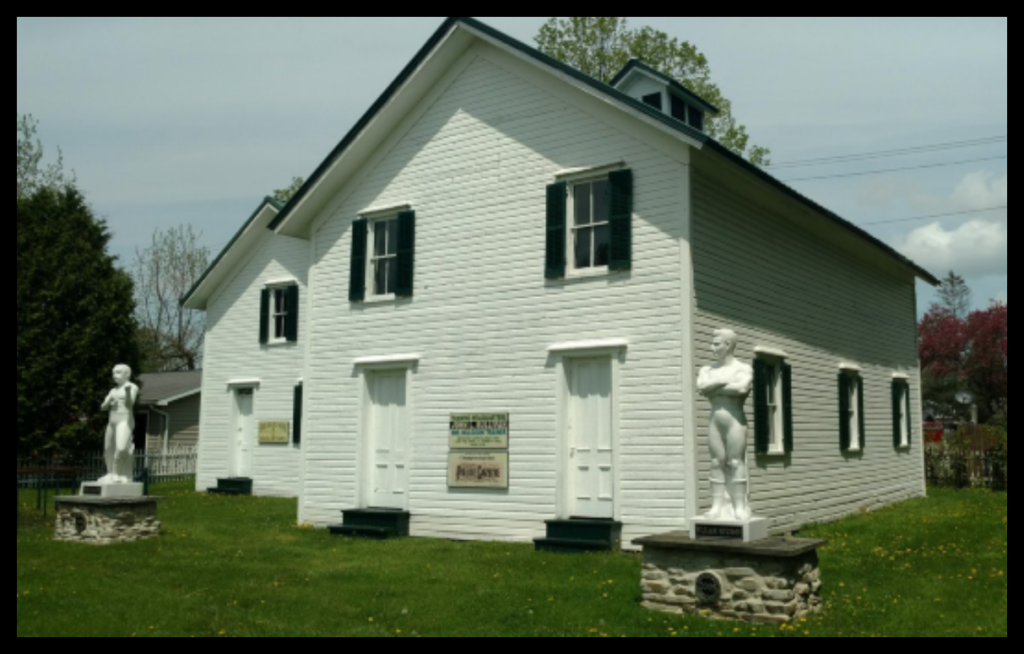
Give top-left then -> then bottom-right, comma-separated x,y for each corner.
860,206 -> 1007,227
766,136 -> 1008,169
780,155 -> 1008,183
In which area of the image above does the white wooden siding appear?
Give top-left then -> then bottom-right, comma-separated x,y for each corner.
196,232 -> 308,497
145,395 -> 201,451
300,47 -> 693,546
690,168 -> 926,534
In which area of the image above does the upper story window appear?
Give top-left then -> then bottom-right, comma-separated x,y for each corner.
349,208 -> 416,303
753,348 -> 794,456
546,168 -> 632,280
572,179 -> 611,271
372,217 -> 399,297
259,283 -> 299,345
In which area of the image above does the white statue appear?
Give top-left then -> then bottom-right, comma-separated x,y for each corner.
98,364 -> 138,484
697,329 -> 754,522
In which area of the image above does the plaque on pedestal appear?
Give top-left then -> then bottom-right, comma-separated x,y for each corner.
689,517 -> 769,543
80,482 -> 144,499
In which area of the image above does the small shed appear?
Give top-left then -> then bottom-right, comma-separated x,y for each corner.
136,371 -> 203,452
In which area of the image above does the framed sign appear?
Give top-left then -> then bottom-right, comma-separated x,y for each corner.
448,452 -> 509,490
449,413 -> 510,450
258,421 -> 290,445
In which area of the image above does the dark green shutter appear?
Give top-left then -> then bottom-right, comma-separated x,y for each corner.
284,285 -> 299,343
753,358 -> 769,455
905,384 -> 914,448
395,210 -> 416,298
292,383 -> 303,446
857,377 -> 867,450
892,381 -> 903,448
782,363 -> 794,454
839,373 -> 852,451
349,218 -> 368,302
545,182 -> 567,280
259,288 -> 270,345
608,169 -> 633,272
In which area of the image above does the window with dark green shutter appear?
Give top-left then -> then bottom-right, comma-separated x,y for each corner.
395,211 -> 415,298
293,383 -> 303,446
259,288 -> 270,345
545,182 -> 567,279
840,371 -> 864,452
607,169 -> 633,272
753,358 -> 770,455
284,285 -> 299,343
754,355 -> 792,455
892,379 -> 912,448
349,218 -> 368,302
782,363 -> 794,454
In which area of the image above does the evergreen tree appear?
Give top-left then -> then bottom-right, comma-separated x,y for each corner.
17,187 -> 141,458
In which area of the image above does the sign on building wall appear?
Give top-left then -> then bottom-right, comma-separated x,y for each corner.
258,421 -> 290,445
448,452 -> 510,490
449,413 -> 510,450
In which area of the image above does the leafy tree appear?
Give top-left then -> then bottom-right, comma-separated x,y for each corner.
920,300 -> 1007,424
273,176 -> 305,203
937,270 -> 973,319
133,225 -> 210,372
535,17 -> 771,165
17,113 -> 75,199
17,187 -> 141,458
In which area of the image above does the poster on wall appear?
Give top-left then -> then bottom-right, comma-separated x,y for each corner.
448,452 -> 510,490
449,413 -> 510,450
258,421 -> 290,445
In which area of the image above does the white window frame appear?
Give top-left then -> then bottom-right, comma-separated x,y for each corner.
566,176 -> 612,276
755,347 -> 789,456
264,281 -> 296,345
367,215 -> 399,300
843,368 -> 862,452
894,375 -> 912,449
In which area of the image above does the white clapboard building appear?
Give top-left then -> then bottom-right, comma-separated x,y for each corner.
184,17 -> 937,547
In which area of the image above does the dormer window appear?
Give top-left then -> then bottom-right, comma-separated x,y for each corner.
610,59 -> 718,135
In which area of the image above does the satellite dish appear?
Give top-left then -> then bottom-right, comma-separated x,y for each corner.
955,391 -> 976,406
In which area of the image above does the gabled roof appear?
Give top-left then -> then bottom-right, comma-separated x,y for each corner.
137,371 -> 203,407
609,58 -> 721,115
181,197 -> 284,309
261,17 -> 937,286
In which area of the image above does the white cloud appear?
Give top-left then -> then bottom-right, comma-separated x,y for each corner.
937,170 -> 1008,212
896,219 -> 1007,277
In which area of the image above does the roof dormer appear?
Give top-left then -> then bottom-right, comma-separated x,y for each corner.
610,59 -> 719,133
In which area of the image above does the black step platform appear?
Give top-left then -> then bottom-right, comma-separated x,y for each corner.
329,508 -> 411,540
207,478 -> 253,496
535,518 -> 623,554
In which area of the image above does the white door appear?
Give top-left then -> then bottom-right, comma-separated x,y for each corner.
367,372 -> 409,509
234,389 -> 255,478
568,358 -> 614,519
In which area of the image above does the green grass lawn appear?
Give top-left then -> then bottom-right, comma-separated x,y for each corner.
17,484 -> 1007,638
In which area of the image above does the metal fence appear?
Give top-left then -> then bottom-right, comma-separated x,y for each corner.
17,446 -> 197,489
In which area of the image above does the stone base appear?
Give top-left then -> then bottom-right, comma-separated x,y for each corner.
689,517 -> 769,543
633,532 -> 826,623
80,482 -> 144,499
54,496 -> 162,545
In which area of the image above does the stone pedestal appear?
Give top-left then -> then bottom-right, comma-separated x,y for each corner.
54,496 -> 162,546
80,482 -> 144,499
633,532 -> 826,624
689,517 -> 769,543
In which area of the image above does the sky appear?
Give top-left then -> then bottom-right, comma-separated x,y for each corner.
17,17 -> 1008,315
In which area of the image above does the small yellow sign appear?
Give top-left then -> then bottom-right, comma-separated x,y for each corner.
258,421 -> 290,445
